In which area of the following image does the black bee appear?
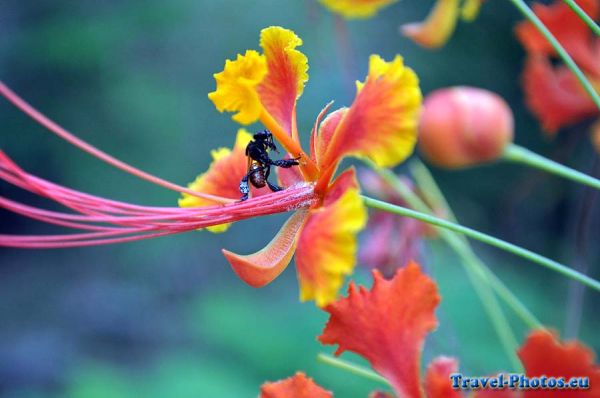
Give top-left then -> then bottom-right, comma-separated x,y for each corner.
239,130 -> 300,201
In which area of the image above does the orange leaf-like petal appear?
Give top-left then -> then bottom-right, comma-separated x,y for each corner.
258,26 -> 309,137
319,262 -> 441,398
522,57 -> 597,134
515,0 -> 600,76
425,357 -> 462,398
295,169 -> 367,306
260,372 -> 333,398
401,0 -> 461,49
321,55 -> 421,170
223,210 -> 308,287
519,329 -> 600,398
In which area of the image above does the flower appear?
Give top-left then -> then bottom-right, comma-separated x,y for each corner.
515,0 -> 600,136
358,168 -> 432,277
401,0 -> 485,49
266,262 -> 600,397
260,372 -> 332,398
418,87 -> 514,168
318,0 -> 399,19
0,82 -> 318,248
181,26 -> 422,306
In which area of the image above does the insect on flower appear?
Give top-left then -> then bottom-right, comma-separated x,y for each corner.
240,129 -> 300,201
0,25 -> 422,307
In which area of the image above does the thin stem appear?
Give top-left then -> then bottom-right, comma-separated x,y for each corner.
361,195 -> 600,293
0,81 -> 233,204
508,0 -> 600,110
503,144 -> 600,191
563,0 -> 600,36
317,354 -> 391,387
409,160 -> 543,329
364,160 -> 523,369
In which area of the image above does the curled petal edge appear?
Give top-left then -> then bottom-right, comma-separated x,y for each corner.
222,210 -> 309,287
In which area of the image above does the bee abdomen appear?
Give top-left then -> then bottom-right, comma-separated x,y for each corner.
249,163 -> 266,188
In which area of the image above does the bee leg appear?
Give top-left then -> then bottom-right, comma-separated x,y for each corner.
271,157 -> 300,168
264,165 -> 283,192
239,174 -> 250,201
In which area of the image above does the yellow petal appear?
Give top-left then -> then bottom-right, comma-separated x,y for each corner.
208,50 -> 267,124
318,0 -> 398,19
461,0 -> 483,21
321,55 -> 422,170
295,169 -> 367,307
401,0 -> 461,49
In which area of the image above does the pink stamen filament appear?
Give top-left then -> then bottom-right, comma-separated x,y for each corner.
0,83 -> 318,248
0,81 -> 233,205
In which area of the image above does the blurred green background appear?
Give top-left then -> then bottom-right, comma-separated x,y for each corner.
1,1 -> 599,397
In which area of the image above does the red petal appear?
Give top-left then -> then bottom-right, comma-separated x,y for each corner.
222,210 -> 308,287
314,108 -> 347,167
260,372 -> 333,398
515,0 -> 600,76
519,329 -> 600,398
522,57 -> 598,134
318,262 -> 441,398
424,357 -> 462,398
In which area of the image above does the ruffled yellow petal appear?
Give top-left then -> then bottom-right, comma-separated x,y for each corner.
321,55 -> 421,170
178,129 -> 268,233
257,26 -> 309,136
401,0 -> 460,49
295,170 -> 367,307
461,0 -> 483,21
208,50 -> 267,125
319,0 -> 398,19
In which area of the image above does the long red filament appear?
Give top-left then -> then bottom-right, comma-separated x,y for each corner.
0,83 -> 318,248
0,81 -> 233,204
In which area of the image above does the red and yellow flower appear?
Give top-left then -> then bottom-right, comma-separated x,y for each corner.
180,26 -> 422,306
262,262 -> 600,397
515,0 -> 600,136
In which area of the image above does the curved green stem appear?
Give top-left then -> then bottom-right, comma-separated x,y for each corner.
503,144 -> 600,191
563,0 -> 600,37
362,195 -> 600,293
317,354 -> 390,387
508,0 -> 600,110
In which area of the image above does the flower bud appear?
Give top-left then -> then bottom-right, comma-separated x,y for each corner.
418,86 -> 514,168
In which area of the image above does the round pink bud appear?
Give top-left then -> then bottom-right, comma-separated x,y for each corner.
418,86 -> 514,168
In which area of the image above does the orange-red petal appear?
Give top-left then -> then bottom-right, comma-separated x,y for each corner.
515,0 -> 600,76
518,329 -> 600,398
320,55 -> 421,171
522,56 -> 598,134
401,0 -> 461,49
318,262 -> 441,398
223,210 -> 308,287
260,372 -> 333,398
424,357 -> 462,398
257,26 -> 309,137
295,168 -> 367,306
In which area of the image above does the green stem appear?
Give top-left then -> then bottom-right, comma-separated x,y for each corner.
317,354 -> 391,387
504,144 -> 600,191
409,160 -> 543,330
361,195 -> 600,293
365,162 -> 520,366
563,0 -> 600,36
508,0 -> 600,110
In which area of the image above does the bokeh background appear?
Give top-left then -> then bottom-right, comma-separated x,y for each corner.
1,1 -> 599,397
